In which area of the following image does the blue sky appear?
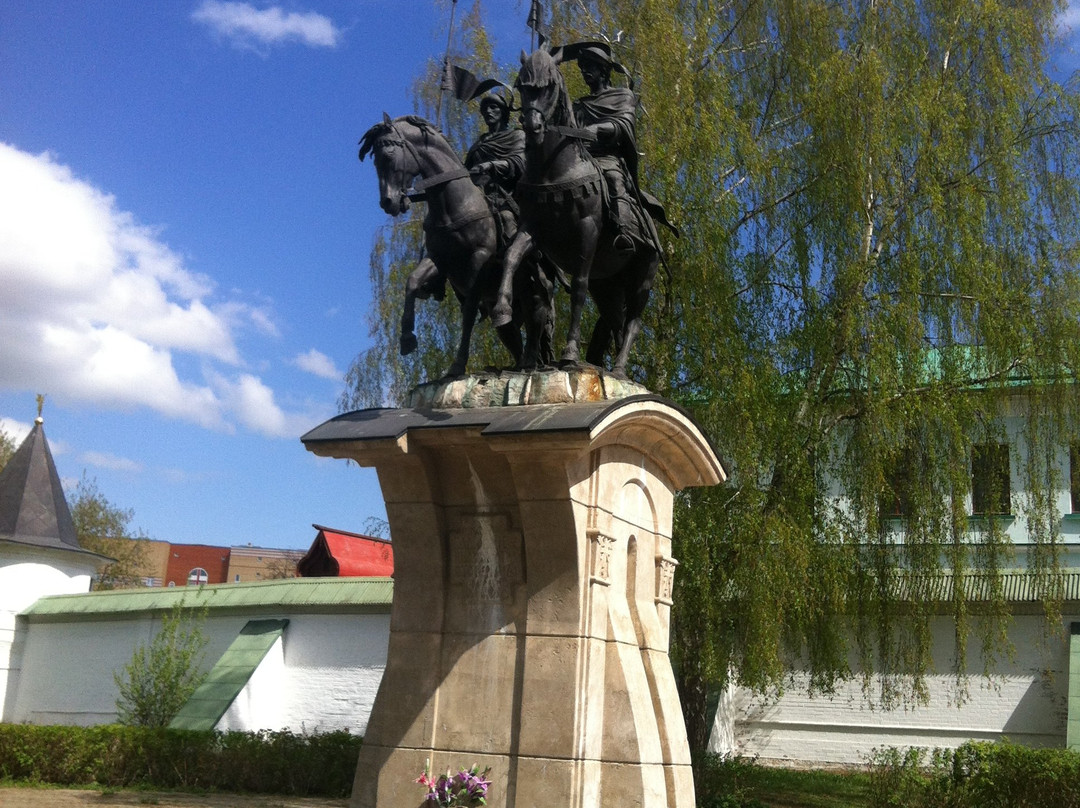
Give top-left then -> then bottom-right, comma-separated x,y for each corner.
2,1 -> 1080,551
0,0 -> 535,549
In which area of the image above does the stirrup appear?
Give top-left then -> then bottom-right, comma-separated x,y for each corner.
613,232 -> 635,252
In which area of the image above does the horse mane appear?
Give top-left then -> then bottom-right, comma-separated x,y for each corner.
358,115 -> 445,162
516,49 -> 576,129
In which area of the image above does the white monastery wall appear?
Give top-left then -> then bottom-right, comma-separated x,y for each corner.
712,611 -> 1076,765
0,551 -> 96,722
217,613 -> 390,734
11,612 -> 248,725
12,607 -> 390,732
274,612 -> 388,734
218,635 -> 287,733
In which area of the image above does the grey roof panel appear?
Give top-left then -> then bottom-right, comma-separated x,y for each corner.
301,396 -> 669,445
0,421 -> 81,550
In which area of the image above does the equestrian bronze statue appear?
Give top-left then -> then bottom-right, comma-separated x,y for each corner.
492,43 -> 675,378
358,113 -> 554,377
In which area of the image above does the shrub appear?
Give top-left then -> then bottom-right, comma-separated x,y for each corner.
866,741 -> 1080,808
0,725 -> 361,797
114,603 -> 208,727
866,746 -> 933,808
693,753 -> 769,808
953,741 -> 1080,808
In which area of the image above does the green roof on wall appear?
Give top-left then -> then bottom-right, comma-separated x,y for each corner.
21,577 -> 393,619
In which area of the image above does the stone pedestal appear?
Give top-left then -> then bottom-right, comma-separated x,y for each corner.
302,377 -> 724,808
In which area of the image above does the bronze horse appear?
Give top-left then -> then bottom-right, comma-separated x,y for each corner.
359,114 -> 554,377
492,49 -> 660,378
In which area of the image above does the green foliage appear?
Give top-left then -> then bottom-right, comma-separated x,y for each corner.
0,425 -> 15,471
70,472 -> 153,589
865,747 -> 937,808
114,603 -> 208,727
343,0 -> 1080,755
0,725 -> 361,797
694,754 -> 770,808
541,0 -> 1080,747
867,741 -> 1080,808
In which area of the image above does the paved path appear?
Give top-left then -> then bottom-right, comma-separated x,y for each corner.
0,788 -> 347,807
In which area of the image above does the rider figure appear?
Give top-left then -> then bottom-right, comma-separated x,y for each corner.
566,42 -> 644,252
465,88 -> 555,366
465,93 -> 526,248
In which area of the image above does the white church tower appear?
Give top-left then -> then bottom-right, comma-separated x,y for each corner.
0,410 -> 111,720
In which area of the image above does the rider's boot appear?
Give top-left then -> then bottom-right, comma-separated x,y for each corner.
611,195 -> 635,252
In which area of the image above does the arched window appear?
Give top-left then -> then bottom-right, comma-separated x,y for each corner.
187,567 -> 209,585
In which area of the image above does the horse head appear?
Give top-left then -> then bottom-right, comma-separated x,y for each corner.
517,48 -> 573,148
359,114 -> 423,216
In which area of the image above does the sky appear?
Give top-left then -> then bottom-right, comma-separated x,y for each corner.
0,0 -> 536,550
2,1 -> 1080,552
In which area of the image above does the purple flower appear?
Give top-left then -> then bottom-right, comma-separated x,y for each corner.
415,764 -> 492,807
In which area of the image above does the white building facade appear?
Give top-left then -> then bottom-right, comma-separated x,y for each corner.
710,397 -> 1080,764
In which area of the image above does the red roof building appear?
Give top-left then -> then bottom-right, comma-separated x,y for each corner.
297,524 -> 393,578
164,543 -> 230,587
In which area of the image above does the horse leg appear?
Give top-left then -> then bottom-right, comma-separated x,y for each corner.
494,265 -> 523,369
447,293 -> 479,378
492,230 -> 532,328
497,322 -> 524,370
400,258 -> 440,356
446,250 -> 492,378
610,251 -> 659,377
518,252 -> 555,369
585,315 -> 614,368
585,275 -> 622,367
561,225 -> 600,366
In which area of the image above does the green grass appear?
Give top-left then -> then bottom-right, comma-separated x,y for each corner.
748,766 -> 871,807
695,754 -> 871,808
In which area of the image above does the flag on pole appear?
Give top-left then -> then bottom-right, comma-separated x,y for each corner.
527,0 -> 544,43
445,64 -> 480,101
440,59 -> 455,94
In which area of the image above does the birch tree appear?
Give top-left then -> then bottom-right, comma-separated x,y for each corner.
544,0 -> 1080,750
342,0 -> 1080,753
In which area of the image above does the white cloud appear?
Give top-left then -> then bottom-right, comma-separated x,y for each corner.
192,1 -> 341,49
80,451 -> 143,473
1059,2 -> 1080,32
292,348 -> 342,380
0,417 -> 33,444
0,143 -> 312,439
214,373 -> 316,439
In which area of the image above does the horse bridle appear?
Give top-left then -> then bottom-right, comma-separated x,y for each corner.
379,120 -> 470,198
520,94 -> 597,143
377,119 -> 493,234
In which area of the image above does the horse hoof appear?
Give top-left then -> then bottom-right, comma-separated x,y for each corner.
400,334 -> 418,356
491,303 -> 513,328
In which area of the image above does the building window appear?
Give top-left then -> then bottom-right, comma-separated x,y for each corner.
234,574 -> 241,582
1071,446 -> 1080,513
881,450 -> 914,519
187,567 -> 209,585
972,443 -> 1011,515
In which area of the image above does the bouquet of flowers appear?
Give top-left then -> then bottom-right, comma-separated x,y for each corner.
415,761 -> 492,807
